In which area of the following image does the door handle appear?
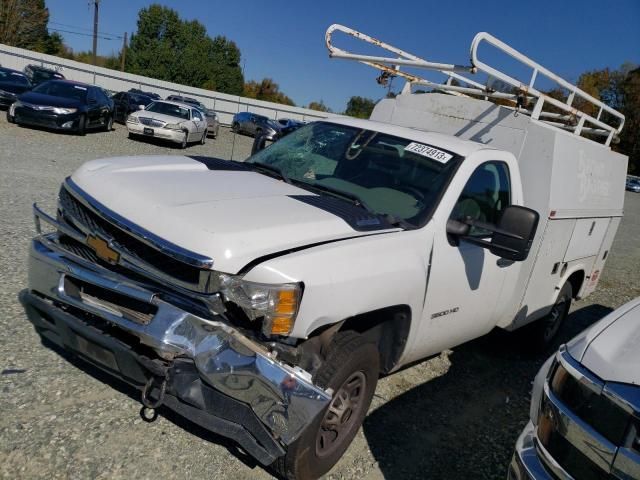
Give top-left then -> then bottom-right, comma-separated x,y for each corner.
497,258 -> 514,268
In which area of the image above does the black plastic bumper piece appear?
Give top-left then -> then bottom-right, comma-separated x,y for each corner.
19,290 -> 286,465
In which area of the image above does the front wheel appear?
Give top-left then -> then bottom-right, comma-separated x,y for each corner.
180,132 -> 188,149
526,282 -> 572,351
6,110 -> 14,123
200,129 -> 207,145
76,114 -> 87,136
273,331 -> 379,480
103,114 -> 113,132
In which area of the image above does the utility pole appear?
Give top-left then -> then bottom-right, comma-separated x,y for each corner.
92,0 -> 100,65
120,32 -> 127,71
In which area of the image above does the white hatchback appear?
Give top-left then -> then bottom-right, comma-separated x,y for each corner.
126,100 -> 207,148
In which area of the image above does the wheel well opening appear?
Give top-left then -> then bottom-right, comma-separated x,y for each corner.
337,305 -> 411,374
566,270 -> 585,299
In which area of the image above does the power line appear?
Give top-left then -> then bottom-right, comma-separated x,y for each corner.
49,20 -> 122,38
48,27 -> 120,41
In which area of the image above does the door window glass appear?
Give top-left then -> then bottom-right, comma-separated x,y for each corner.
450,161 -> 510,236
192,110 -> 203,121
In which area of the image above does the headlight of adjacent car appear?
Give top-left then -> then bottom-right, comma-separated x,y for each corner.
52,107 -> 78,114
530,354 -> 555,425
219,274 -> 302,336
164,123 -> 183,130
126,115 -> 139,124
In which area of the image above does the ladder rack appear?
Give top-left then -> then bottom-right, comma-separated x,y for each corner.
325,24 -> 625,146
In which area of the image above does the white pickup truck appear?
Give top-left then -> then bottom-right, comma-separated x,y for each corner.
20,26 -> 628,479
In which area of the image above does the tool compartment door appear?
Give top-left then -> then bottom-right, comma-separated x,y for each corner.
564,218 -> 610,262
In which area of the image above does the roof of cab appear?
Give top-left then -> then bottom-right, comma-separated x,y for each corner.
321,116 -> 492,157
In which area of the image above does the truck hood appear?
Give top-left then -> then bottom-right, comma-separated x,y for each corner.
71,155 -> 393,273
567,298 -> 640,385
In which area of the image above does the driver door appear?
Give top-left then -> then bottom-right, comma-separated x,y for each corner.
190,109 -> 205,140
415,158 -> 515,356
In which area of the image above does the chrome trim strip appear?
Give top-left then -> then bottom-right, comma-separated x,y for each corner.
28,237 -> 331,444
603,382 -> 640,416
556,347 -> 605,395
543,383 -> 617,472
34,203 -> 86,244
534,438 -> 574,480
64,178 -> 214,269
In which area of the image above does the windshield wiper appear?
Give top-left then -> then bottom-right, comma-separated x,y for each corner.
245,162 -> 291,184
292,180 -> 376,214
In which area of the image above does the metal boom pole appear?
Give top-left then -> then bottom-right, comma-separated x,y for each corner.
92,0 -> 100,65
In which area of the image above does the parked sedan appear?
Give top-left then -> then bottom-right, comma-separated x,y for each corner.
232,111 -> 280,139
0,67 -> 32,108
277,118 -> 305,136
626,178 -> 640,193
126,100 -> 208,148
112,91 -> 153,124
129,88 -> 161,100
165,95 -> 219,138
8,80 -> 114,135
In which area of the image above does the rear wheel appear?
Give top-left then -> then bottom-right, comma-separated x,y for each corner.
200,129 -> 207,144
6,110 -> 14,123
273,331 -> 379,480
103,114 -> 113,132
231,122 -> 239,133
526,282 -> 572,351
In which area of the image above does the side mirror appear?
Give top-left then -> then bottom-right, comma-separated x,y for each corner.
446,205 -> 539,262
489,205 -> 539,261
251,133 -> 270,155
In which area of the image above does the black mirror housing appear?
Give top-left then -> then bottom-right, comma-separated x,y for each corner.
489,206 -> 539,261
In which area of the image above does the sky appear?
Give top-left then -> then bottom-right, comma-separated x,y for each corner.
45,0 -> 640,112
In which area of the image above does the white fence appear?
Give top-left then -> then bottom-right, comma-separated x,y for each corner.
0,43 -> 336,125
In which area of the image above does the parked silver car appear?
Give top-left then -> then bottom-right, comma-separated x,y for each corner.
166,95 -> 219,138
231,111 -> 280,139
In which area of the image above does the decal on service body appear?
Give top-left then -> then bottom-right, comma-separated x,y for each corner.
430,307 -> 460,319
404,142 -> 453,163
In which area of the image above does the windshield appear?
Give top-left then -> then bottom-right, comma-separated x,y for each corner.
145,101 -> 190,120
247,122 -> 461,226
0,70 -> 29,85
32,81 -> 87,101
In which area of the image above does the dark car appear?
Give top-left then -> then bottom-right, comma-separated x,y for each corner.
112,91 -> 153,124
8,80 -> 114,135
626,178 -> 640,193
129,88 -> 161,100
0,67 -> 32,108
166,95 -> 220,138
24,64 -> 65,87
276,118 -> 305,136
232,111 -> 280,139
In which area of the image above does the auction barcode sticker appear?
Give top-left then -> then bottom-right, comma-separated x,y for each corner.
404,142 -> 453,163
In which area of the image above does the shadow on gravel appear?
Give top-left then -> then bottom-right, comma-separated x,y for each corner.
362,303 -> 612,480
39,338 -> 263,473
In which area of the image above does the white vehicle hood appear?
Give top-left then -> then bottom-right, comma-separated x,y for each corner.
70,155 -> 393,273
567,298 -> 640,385
130,110 -> 188,125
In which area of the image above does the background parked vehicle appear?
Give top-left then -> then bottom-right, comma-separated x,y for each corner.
8,80 -> 114,135
0,67 -> 32,108
509,297 -> 640,480
126,99 -> 207,148
129,88 -> 160,100
276,118 -> 305,135
166,95 -> 219,138
626,178 -> 640,192
23,64 -> 64,87
231,111 -> 280,138
112,91 -> 154,124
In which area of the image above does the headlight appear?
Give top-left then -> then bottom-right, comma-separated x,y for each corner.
127,115 -> 139,124
164,123 -> 183,130
530,354 -> 555,425
219,274 -> 302,336
52,107 -> 78,114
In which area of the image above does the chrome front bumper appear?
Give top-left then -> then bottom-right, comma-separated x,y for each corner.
126,122 -> 185,142
508,422 -> 558,480
23,233 -> 331,452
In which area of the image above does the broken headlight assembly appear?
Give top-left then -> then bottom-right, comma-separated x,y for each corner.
217,274 -> 302,337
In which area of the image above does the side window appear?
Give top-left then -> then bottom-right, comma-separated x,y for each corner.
192,109 -> 203,121
450,161 -> 511,237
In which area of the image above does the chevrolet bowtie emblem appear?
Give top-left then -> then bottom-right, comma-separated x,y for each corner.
86,234 -> 120,264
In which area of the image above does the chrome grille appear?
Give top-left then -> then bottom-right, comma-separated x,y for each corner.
57,184 -> 214,293
138,117 -> 165,127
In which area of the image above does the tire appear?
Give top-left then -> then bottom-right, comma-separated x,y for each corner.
6,110 -> 14,123
180,132 -> 188,149
103,114 -> 113,132
128,131 -> 137,140
273,331 -> 379,480
76,114 -> 86,136
526,282 -> 572,351
231,122 -> 239,133
200,129 -> 207,145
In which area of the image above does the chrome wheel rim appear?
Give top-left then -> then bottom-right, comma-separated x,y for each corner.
315,371 -> 366,457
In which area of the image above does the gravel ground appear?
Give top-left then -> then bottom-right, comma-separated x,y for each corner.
1,115 -> 639,480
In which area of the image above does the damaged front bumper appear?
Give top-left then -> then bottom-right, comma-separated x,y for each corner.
21,231 -> 331,465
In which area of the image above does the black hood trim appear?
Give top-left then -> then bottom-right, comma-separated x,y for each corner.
188,156 -> 251,171
289,195 -> 393,232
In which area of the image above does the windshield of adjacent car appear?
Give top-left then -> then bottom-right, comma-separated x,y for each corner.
0,70 -> 30,85
145,101 -> 190,120
246,122 -> 461,226
32,81 -> 87,101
